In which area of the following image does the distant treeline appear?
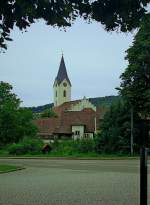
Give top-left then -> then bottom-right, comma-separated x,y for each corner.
89,96 -> 120,108
28,96 -> 120,113
28,103 -> 54,113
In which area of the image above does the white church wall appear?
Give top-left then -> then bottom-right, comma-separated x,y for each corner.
69,97 -> 96,111
54,79 -> 71,106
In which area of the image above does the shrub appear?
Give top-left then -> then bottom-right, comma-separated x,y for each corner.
40,109 -> 58,118
8,144 -> 26,155
51,139 -> 95,155
8,137 -> 43,155
73,139 -> 95,153
51,140 -> 73,155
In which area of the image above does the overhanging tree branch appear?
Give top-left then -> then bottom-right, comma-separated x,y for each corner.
0,0 -> 150,50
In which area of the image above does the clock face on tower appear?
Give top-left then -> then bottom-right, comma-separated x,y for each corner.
63,82 -> 67,87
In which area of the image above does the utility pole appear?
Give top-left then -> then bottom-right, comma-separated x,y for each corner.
94,117 -> 97,134
140,147 -> 148,205
130,107 -> 134,155
140,119 -> 149,205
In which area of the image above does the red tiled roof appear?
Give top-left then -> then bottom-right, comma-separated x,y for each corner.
34,103 -> 109,137
34,117 -> 59,136
54,108 -> 96,134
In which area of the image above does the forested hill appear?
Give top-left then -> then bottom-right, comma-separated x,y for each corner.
29,96 -> 120,113
89,96 -> 120,107
29,103 -> 54,113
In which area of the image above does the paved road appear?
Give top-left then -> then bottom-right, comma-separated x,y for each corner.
0,159 -> 149,205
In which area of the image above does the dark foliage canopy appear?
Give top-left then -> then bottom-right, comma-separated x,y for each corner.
96,100 -> 141,154
0,0 -> 150,50
119,15 -> 150,117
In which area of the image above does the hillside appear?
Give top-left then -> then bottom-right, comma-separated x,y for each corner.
89,96 -> 120,107
29,96 -> 120,113
29,103 -> 54,113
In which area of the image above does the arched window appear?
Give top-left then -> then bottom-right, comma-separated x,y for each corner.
63,90 -> 66,97
56,91 -> 57,97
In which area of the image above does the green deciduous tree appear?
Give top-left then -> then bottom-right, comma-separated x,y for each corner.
96,15 -> 150,154
0,81 -> 20,107
119,15 -> 150,118
0,0 -> 150,50
0,81 -> 37,147
95,101 -> 141,154
40,109 -> 57,118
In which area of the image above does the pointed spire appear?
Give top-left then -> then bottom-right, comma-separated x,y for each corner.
55,55 -> 71,86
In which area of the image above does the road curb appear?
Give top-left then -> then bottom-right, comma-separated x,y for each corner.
0,167 -> 25,174
0,156 -> 140,160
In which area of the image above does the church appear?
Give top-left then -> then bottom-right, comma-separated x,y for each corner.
35,56 -> 108,142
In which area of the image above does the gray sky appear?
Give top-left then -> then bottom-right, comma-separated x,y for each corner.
0,19 -> 135,107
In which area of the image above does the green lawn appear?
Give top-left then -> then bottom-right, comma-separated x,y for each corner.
0,164 -> 23,173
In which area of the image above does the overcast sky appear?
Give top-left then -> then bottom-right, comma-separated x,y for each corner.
0,18 -> 135,107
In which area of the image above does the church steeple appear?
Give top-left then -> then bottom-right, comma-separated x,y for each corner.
55,55 -> 71,86
53,55 -> 72,107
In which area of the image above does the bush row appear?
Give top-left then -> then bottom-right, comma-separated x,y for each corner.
7,138 -> 96,155
7,137 -> 43,155
51,139 -> 96,155
5,136 -> 134,156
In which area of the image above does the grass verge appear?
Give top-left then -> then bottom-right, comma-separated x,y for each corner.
0,153 -> 140,160
0,164 -> 24,174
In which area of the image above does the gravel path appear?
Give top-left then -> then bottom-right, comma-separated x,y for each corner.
0,159 -> 149,205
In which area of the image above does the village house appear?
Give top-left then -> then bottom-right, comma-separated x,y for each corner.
35,56 -> 108,142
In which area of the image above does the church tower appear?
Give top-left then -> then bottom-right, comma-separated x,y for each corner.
53,55 -> 71,106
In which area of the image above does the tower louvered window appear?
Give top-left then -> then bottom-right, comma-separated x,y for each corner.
63,90 -> 66,97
